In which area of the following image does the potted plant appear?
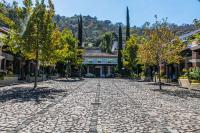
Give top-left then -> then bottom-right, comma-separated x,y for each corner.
188,68 -> 200,89
160,75 -> 168,83
178,68 -> 190,88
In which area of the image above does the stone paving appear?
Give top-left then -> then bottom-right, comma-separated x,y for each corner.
0,78 -> 200,132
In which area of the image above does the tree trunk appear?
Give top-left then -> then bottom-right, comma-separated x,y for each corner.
79,66 -> 82,79
34,50 -> 39,89
153,66 -> 156,83
42,62 -> 45,81
158,63 -> 162,90
27,60 -> 31,82
66,62 -> 70,78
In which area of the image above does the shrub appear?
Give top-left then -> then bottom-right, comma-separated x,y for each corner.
115,73 -> 122,78
161,75 -> 167,79
179,68 -> 189,79
130,73 -> 139,79
0,71 -> 5,80
189,68 -> 200,80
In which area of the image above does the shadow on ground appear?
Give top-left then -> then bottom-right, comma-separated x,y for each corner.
152,88 -> 200,99
0,87 -> 66,103
55,78 -> 84,82
146,82 -> 179,87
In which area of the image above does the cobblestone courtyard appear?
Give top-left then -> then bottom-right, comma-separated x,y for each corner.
0,78 -> 200,133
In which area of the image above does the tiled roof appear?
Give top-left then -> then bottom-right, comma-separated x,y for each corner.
191,45 -> 200,52
179,29 -> 200,40
84,52 -> 118,58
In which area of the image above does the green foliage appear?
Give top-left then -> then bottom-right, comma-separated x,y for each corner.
54,14 -> 196,45
2,0 -> 81,87
189,68 -> 200,80
0,1 -> 14,27
0,72 -> 5,80
138,19 -> 184,66
99,32 -> 114,53
179,68 -> 189,79
78,15 -> 83,48
123,35 -> 138,72
130,73 -> 139,79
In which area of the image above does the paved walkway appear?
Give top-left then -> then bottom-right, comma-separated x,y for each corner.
0,78 -> 200,133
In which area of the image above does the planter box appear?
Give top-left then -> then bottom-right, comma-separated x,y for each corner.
178,78 -> 190,88
154,75 -> 172,83
190,83 -> 200,90
190,80 -> 200,90
161,78 -> 167,83
0,76 -> 19,85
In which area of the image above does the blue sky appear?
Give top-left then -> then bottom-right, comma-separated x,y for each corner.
5,0 -> 200,26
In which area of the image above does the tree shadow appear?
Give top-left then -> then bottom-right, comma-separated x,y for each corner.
55,78 -> 84,82
0,87 -> 66,103
146,82 -> 179,87
152,88 -> 200,99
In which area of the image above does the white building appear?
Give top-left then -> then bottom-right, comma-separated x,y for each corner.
83,47 -> 118,78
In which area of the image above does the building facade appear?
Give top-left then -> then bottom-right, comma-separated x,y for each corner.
83,48 -> 118,77
181,29 -> 200,68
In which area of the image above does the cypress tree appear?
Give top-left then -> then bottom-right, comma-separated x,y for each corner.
78,15 -> 83,48
126,6 -> 130,41
118,25 -> 123,74
77,15 -> 83,78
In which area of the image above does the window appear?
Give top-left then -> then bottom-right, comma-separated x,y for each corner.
97,59 -> 101,63
108,59 -> 113,63
88,59 -> 93,64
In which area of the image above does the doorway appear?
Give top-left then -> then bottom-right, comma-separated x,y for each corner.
95,68 -> 101,77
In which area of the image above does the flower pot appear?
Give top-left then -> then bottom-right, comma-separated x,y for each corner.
161,78 -> 167,83
178,78 -> 190,88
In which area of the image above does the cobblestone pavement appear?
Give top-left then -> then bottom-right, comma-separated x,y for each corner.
0,78 -> 200,133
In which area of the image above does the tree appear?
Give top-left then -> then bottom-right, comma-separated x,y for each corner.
22,0 -> 48,88
0,1 -> 14,27
126,6 -> 130,41
138,19 -> 184,90
78,15 -> 83,48
118,25 -> 123,73
77,15 -> 84,78
5,0 -> 72,88
123,35 -> 138,74
99,32 -> 114,53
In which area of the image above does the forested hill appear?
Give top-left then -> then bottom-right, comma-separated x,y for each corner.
54,15 -> 197,45
53,15 -> 119,45
0,0 -> 198,46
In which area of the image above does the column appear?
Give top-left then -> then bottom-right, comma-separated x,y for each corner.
107,66 -> 111,76
4,59 -> 6,71
87,66 -> 90,74
100,66 -> 103,77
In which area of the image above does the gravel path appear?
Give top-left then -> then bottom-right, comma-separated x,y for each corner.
0,78 -> 200,133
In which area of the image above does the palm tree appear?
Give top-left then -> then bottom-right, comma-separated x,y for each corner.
99,32 -> 114,54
